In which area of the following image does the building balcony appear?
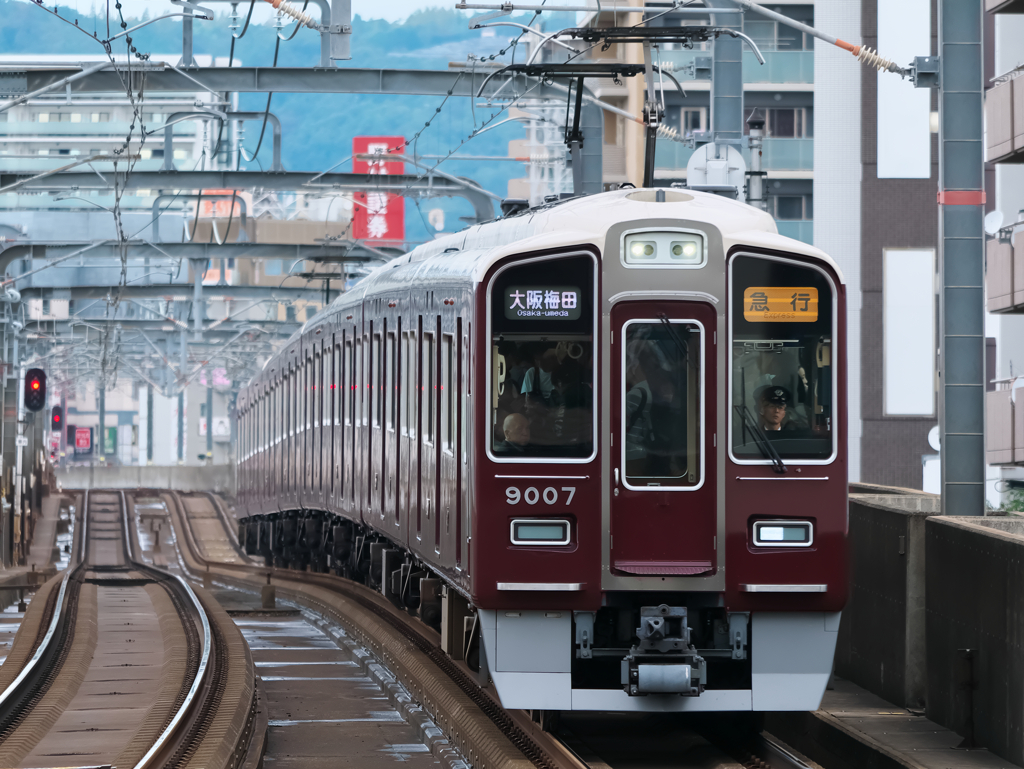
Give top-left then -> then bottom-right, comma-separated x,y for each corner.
986,231 -> 1024,313
986,379 -> 1024,465
776,220 -> 813,244
0,121 -> 195,137
985,76 -> 1024,163
0,192 -> 159,210
660,49 -> 813,85
655,137 -> 813,172
0,157 -> 182,173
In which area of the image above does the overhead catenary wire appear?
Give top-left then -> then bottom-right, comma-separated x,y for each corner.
716,0 -> 906,76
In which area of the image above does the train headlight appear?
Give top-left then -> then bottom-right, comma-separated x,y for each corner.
629,240 -> 657,260
623,231 -> 706,267
670,239 -> 700,261
752,520 -> 813,547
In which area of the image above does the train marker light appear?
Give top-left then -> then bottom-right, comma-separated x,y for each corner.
752,520 -> 813,547
510,519 -> 571,546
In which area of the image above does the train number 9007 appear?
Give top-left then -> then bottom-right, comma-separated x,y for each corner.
505,486 -> 576,506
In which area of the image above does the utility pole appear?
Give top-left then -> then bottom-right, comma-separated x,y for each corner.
937,0 -> 986,514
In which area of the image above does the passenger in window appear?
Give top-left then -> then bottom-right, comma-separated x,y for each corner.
522,347 -> 560,406
625,360 -> 654,473
495,412 -> 531,454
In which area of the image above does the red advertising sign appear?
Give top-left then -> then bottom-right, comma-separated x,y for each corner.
352,136 -> 405,244
75,428 -> 91,451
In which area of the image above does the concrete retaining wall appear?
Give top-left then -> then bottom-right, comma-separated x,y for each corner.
56,464 -> 236,496
834,486 -> 940,710
926,516 -> 1024,764
836,485 -> 1024,765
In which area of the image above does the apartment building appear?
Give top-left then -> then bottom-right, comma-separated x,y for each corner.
981,1 -> 1024,503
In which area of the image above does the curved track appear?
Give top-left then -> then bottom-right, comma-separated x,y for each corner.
0,490 -> 247,769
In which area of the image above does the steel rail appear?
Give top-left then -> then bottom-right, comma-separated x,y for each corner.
117,491 -> 214,769
0,490 -> 90,728
0,571 -> 72,717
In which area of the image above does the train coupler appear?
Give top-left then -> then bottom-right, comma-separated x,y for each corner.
621,605 -> 706,696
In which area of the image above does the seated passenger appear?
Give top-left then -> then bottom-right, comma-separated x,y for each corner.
495,412 -> 531,454
756,386 -> 800,434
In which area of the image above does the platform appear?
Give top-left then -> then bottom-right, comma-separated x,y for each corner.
768,676 -> 1018,769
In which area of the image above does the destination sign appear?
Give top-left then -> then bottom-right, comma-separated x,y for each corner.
504,286 -> 582,320
743,287 -> 819,323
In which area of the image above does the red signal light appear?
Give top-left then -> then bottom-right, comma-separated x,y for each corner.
30,380 -> 40,390
53,413 -> 60,423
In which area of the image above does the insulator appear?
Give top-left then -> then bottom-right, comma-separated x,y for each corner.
265,0 -> 317,29
857,46 -> 898,73
656,123 -> 686,144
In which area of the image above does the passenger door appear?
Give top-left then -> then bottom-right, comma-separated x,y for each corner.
609,300 -> 717,575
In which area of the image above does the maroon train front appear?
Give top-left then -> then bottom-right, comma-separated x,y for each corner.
237,187 -> 848,712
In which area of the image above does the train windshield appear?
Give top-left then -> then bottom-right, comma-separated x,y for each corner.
490,254 -> 595,460
730,254 -> 835,462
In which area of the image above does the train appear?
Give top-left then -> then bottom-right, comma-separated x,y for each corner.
236,186 -> 848,713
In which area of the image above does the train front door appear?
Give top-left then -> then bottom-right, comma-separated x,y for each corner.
609,300 -> 717,576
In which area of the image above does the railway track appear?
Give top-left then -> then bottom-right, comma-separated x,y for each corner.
0,490 -> 259,769
159,489 -> 819,769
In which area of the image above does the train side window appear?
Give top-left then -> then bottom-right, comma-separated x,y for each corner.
313,352 -> 321,432
423,332 -> 435,445
461,324 -> 468,464
316,350 -> 322,427
729,254 -> 836,463
400,332 -> 410,436
442,333 -> 454,452
387,331 -> 397,432
333,343 -> 340,425
372,333 -> 382,428
303,358 -> 310,430
359,337 -> 367,427
345,340 -> 354,426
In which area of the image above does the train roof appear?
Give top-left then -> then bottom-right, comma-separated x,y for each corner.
352,187 -> 840,293
254,188 -> 841,391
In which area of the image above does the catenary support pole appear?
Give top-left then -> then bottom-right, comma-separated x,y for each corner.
206,384 -> 213,461
97,387 -> 105,460
938,0 -> 986,514
707,0 -> 745,150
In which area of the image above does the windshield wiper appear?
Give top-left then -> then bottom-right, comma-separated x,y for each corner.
734,404 -> 787,474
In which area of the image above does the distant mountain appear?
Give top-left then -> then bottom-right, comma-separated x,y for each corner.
1,2 -> 575,243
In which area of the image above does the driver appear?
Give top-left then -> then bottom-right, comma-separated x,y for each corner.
756,386 -> 797,433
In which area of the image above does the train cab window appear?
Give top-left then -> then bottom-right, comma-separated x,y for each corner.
622,320 -> 703,489
489,254 -> 595,460
730,254 -> 835,462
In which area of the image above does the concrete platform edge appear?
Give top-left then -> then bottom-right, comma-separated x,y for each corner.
764,709 -> 927,769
